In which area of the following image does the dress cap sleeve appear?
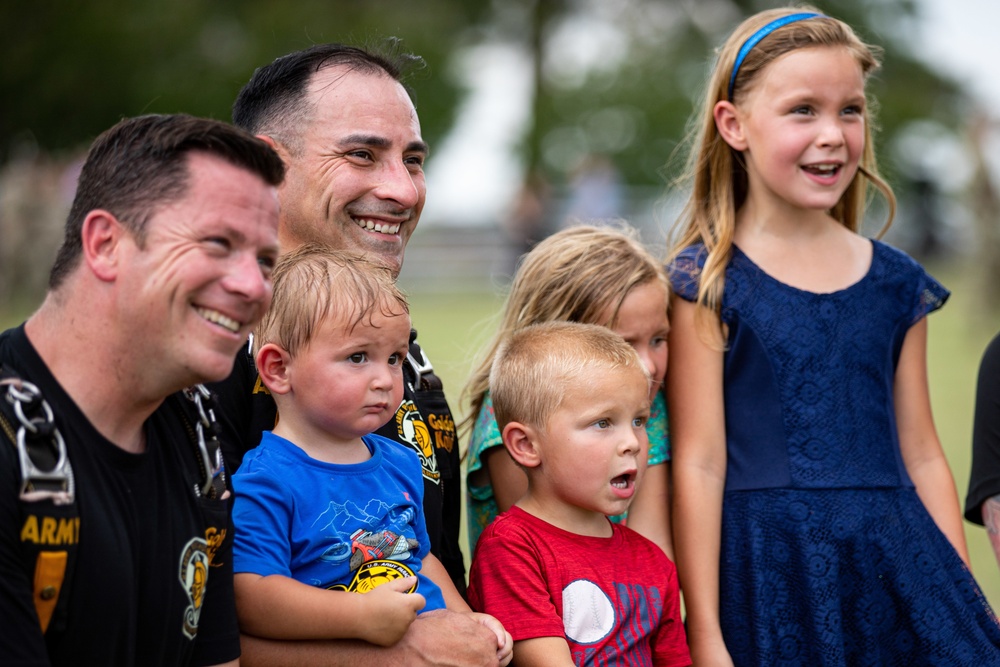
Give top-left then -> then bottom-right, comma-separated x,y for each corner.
912,270 -> 949,324
667,244 -> 707,303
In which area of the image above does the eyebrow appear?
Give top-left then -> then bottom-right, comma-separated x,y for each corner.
340,133 -> 429,156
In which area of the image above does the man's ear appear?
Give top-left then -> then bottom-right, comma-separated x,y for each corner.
256,134 -> 286,157
255,343 -> 293,395
713,100 -> 748,151
81,209 -> 124,282
502,422 -> 542,469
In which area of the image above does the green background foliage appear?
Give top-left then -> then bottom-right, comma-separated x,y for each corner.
0,0 -> 968,187
0,0 -> 490,158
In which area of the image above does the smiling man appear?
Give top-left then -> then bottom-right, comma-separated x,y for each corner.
0,114 -> 284,666
211,43 -> 501,667
261,61 -> 427,273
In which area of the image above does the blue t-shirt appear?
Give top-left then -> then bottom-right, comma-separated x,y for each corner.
232,431 -> 445,611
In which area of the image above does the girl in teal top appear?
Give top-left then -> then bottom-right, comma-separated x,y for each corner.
462,224 -> 672,556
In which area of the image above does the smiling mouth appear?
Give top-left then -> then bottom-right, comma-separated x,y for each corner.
353,217 -> 401,235
802,163 -> 840,177
196,307 -> 241,333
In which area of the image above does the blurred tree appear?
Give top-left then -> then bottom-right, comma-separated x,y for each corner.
0,0 -> 490,159
0,0 -> 975,300
482,0 -> 966,192
0,0 -> 490,311
0,0 -> 969,186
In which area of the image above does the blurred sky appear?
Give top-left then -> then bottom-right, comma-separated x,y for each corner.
424,0 -> 1000,228
916,0 -> 1000,108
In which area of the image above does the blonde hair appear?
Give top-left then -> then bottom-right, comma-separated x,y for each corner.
490,321 -> 648,432
461,223 -> 668,433
668,6 -> 894,344
254,243 -> 409,358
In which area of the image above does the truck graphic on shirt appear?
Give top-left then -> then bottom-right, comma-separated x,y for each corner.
349,527 -> 419,572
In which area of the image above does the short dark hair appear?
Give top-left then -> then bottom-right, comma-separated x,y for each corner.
49,113 -> 285,289
232,40 -> 423,153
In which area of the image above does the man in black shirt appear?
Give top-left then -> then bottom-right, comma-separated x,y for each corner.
965,332 -> 1000,569
212,43 -> 499,667
0,114 -> 284,666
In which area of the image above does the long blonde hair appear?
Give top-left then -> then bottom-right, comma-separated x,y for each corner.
461,223 -> 667,433
667,6 -> 895,344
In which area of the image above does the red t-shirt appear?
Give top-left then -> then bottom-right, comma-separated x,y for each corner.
468,506 -> 690,666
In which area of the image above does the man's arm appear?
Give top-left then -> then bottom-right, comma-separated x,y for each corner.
984,496 -> 1000,569
421,555 -> 512,667
238,608 -> 502,667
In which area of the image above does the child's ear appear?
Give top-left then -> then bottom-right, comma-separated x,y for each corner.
714,100 -> 748,151
255,343 -> 293,395
502,422 -> 542,468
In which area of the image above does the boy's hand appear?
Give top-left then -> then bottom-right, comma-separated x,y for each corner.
356,577 -> 425,646
466,612 -> 513,666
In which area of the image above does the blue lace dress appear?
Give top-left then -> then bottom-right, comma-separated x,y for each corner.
670,240 -> 1000,666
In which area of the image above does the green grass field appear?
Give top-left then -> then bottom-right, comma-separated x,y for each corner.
4,257 -> 999,612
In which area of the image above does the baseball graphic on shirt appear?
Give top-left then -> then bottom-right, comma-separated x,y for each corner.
562,579 -> 615,644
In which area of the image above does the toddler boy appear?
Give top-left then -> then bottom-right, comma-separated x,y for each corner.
467,321 -> 690,666
231,244 -> 511,662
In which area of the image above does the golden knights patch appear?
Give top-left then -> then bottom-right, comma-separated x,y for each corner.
392,400 -> 439,484
329,560 -> 418,595
178,537 -> 210,639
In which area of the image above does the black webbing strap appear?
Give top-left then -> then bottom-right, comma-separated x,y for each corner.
0,365 -> 77,635
180,384 -> 228,500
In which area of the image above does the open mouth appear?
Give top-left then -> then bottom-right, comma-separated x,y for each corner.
353,217 -> 401,235
196,307 -> 241,333
802,163 -> 840,177
610,472 -> 635,490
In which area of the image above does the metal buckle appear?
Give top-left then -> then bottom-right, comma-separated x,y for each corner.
406,347 -> 434,391
3,378 -> 74,504
183,384 -> 223,497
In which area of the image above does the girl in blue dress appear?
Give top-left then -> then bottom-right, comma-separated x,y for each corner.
666,7 -> 1000,666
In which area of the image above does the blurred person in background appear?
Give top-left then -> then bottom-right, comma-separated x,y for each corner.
965,332 -> 1000,569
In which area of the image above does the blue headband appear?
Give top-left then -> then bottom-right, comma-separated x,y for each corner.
728,12 -> 824,100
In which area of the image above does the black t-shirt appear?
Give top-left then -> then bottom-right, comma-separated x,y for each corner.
966,331 -> 1000,525
0,325 -> 240,666
210,329 -> 466,593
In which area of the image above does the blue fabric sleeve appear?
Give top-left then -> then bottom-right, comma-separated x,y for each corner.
911,267 -> 949,324
666,244 -> 708,303
231,444 -> 295,577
